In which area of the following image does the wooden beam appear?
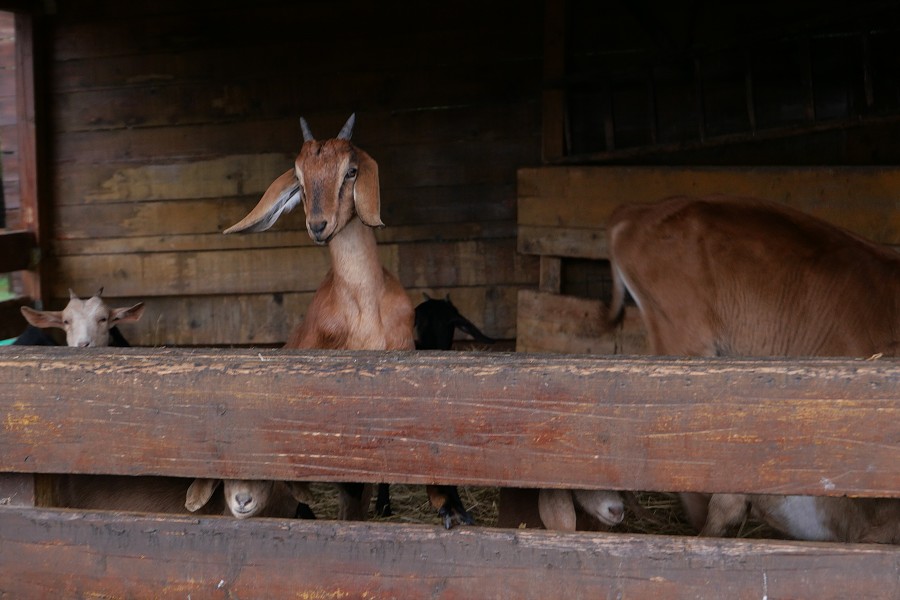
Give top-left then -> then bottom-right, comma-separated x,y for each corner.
541,0 -> 567,161
1,349 -> 898,497
0,508 -> 897,599
518,166 -> 900,245
14,12 -> 50,306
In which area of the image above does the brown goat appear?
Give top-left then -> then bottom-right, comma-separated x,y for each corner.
607,194 -> 900,542
225,114 -> 472,528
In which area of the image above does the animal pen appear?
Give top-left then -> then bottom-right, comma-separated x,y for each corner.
1,1 -> 900,598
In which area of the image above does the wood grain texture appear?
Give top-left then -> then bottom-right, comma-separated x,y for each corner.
0,507 -> 898,600
0,348 -> 897,497
518,166 -> 900,244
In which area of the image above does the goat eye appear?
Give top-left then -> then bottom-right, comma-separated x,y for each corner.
345,167 -> 358,179
63,320 -> 69,325
98,317 -> 107,323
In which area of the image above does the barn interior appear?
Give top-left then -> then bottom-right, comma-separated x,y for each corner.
1,0 -> 899,596
1,0 -> 898,347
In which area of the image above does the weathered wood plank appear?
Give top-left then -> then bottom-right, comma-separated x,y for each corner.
518,166 -> 900,244
52,221 -> 517,256
516,289 -> 614,354
53,191 -> 517,244
516,290 -> 646,355
0,349 -> 897,497
50,239 -> 534,299
0,508 -> 897,600
518,224 -> 609,258
73,285 -> 515,347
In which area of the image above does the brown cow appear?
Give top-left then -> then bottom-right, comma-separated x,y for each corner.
606,194 -> 900,543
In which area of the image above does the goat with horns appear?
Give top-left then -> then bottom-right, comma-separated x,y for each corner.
225,114 -> 473,528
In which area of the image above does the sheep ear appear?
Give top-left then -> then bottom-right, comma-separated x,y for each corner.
354,149 -> 383,228
185,478 -> 222,511
224,169 -> 301,234
285,481 -> 314,504
538,488 -> 577,532
20,306 -> 64,329
110,302 -> 145,324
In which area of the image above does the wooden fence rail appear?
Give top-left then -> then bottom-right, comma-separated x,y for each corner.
1,347 -> 899,598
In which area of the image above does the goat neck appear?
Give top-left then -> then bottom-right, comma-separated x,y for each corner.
327,216 -> 384,298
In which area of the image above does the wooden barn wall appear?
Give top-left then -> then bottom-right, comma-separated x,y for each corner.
40,0 -> 542,346
0,11 -> 16,228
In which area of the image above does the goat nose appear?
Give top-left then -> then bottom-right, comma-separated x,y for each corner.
77,340 -> 91,348
235,493 -> 252,509
308,220 -> 328,236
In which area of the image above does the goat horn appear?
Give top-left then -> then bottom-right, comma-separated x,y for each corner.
300,117 -> 314,142
337,113 -> 356,140
69,288 -> 77,300
96,287 -> 104,298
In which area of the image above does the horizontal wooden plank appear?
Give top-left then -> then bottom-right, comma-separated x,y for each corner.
0,349 -> 898,496
53,186 -> 516,243
515,290 -> 646,354
53,62 -> 540,134
84,285 -> 516,346
55,132 -> 536,197
51,238 -> 534,299
518,166 -> 900,245
52,220 -> 517,256
0,229 -> 35,272
518,224 -> 609,258
516,289 -> 614,354
1,508 -> 898,599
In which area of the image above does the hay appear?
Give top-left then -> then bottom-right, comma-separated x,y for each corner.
304,484 -> 783,540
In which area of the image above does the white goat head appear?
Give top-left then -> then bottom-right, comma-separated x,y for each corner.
20,288 -> 145,348
224,113 -> 382,242
185,478 -> 313,519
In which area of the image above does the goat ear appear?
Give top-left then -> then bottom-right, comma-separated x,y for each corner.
110,302 -> 145,324
284,481 -> 314,504
20,306 -> 64,329
354,149 -> 383,228
224,169 -> 302,234
538,488 -> 577,532
185,478 -> 222,511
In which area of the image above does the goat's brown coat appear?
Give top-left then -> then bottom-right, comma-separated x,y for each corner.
608,195 -> 900,540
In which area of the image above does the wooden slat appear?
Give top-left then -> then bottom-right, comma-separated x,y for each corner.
80,285 -> 516,347
15,12 -> 48,305
519,224 -> 610,259
516,289 -> 613,354
50,239 -> 535,299
541,0 -> 566,161
0,349 -> 898,497
515,289 -> 647,355
52,220 -> 517,256
1,508 -> 897,599
0,229 -> 35,272
518,166 -> 900,245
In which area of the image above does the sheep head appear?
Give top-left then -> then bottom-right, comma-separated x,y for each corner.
224,113 -> 382,242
